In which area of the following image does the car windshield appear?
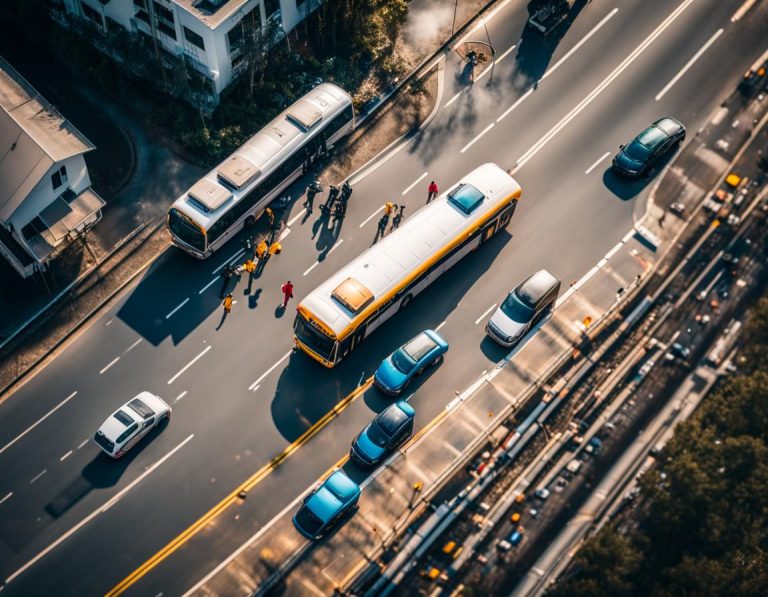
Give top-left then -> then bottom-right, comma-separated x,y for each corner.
636,126 -> 667,150
376,405 -> 409,435
403,334 -> 437,362
113,409 -> 133,427
127,398 -> 154,420
366,421 -> 391,447
624,139 -> 652,161
500,293 -> 534,323
391,349 -> 416,374
295,505 -> 324,535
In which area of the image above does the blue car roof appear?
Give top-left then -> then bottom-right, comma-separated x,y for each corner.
306,487 -> 342,523
324,470 -> 361,503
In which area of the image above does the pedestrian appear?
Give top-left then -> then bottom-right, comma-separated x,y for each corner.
265,207 -> 275,230
384,201 -> 395,217
255,239 -> 268,260
427,180 -> 439,203
392,204 -> 405,229
281,280 -> 294,308
377,213 -> 389,236
269,240 -> 282,256
223,293 -> 233,313
243,258 -> 256,275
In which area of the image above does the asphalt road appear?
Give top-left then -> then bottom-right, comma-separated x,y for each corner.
0,0 -> 765,594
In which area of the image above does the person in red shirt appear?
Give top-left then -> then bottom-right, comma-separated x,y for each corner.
427,180 -> 439,203
281,281 -> 294,308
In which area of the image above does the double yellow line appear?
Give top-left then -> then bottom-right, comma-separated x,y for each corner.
107,377 -> 373,596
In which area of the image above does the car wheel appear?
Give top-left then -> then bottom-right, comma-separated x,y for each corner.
400,294 -> 413,309
433,355 -> 444,367
158,412 -> 171,428
244,215 -> 256,228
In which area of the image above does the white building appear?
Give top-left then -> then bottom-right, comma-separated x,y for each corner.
60,0 -> 319,101
0,57 -> 105,279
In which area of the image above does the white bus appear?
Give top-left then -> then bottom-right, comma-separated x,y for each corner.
167,83 -> 355,258
294,163 -> 522,367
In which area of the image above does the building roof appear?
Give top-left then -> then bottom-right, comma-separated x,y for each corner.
0,56 -> 94,223
173,0 -> 254,30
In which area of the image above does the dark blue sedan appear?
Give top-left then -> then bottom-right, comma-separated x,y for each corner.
612,117 -> 686,177
293,470 -> 361,540
373,330 -> 448,395
350,401 -> 415,467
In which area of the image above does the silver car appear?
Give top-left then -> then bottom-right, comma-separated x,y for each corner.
93,391 -> 171,458
486,269 -> 560,347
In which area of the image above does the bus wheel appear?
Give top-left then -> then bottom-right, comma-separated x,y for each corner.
400,294 -> 413,309
244,215 -> 256,228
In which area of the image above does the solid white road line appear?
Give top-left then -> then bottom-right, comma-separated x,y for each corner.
198,277 -> 219,295
461,123 -> 495,154
475,303 -> 498,325
174,390 -> 188,403
359,206 -> 384,228
182,488 -> 307,597
435,320 -> 447,332
99,357 -> 120,375
303,261 -> 319,277
585,151 -> 611,174
279,227 -> 291,241
165,297 -> 190,320
249,350 -> 292,391
732,0 -> 758,21
59,450 -> 73,462
402,172 -> 428,196
211,248 -> 245,276
516,0 -> 698,169
0,492 -> 12,505
496,88 -> 533,123
168,346 -> 212,385
0,391 -> 78,455
30,469 -> 47,484
6,434 -> 194,585
542,9 -> 619,82
655,28 -> 723,101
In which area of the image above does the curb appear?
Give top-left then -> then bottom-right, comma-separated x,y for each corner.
0,220 -> 170,400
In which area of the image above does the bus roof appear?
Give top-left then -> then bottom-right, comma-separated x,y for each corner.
170,83 -> 352,231
299,163 -> 521,339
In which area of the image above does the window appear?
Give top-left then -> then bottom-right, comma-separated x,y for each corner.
264,0 -> 280,20
59,165 -> 68,184
52,170 -> 62,190
184,26 -> 205,51
228,7 -> 262,54
135,9 -> 150,24
157,20 -> 177,39
116,423 -> 139,444
152,1 -> 174,24
133,0 -> 146,7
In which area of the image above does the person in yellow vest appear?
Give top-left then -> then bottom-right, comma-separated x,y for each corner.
255,239 -> 268,260
384,201 -> 395,216
269,240 -> 282,256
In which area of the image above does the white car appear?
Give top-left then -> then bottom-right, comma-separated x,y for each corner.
93,392 -> 171,458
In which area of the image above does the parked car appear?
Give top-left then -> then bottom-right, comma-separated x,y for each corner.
534,487 -> 550,501
486,269 -> 561,347
293,470 -> 361,540
373,330 -> 448,395
612,117 -> 686,177
350,401 -> 416,467
93,391 -> 171,458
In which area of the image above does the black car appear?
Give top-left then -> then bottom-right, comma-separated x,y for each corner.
350,401 -> 415,467
612,117 -> 686,177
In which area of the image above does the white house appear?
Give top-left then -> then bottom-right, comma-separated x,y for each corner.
59,0 -> 320,102
0,57 -> 105,279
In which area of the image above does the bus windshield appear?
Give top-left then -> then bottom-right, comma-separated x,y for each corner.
294,315 -> 336,362
168,208 -> 206,253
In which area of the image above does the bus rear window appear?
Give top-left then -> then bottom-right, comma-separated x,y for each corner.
168,208 -> 206,253
294,315 -> 336,361
447,184 -> 485,215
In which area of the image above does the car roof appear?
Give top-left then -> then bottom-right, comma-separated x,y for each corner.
323,470 -> 360,503
306,486 -> 343,523
516,269 -> 560,307
636,125 -> 669,149
402,332 -> 438,362
375,401 -> 415,436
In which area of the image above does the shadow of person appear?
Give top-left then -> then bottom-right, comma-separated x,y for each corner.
249,288 -> 262,309
275,304 -> 286,318
216,309 -> 229,330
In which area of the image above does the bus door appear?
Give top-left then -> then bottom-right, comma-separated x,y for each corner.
480,219 -> 498,244
351,324 -> 367,349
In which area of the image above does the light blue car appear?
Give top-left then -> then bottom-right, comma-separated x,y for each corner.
373,330 -> 449,396
293,470 -> 361,540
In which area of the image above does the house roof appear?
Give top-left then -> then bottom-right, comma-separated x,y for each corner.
0,55 -> 94,223
173,0 -> 254,30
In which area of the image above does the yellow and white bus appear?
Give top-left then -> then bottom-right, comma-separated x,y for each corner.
167,83 -> 354,258
293,163 -> 522,367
